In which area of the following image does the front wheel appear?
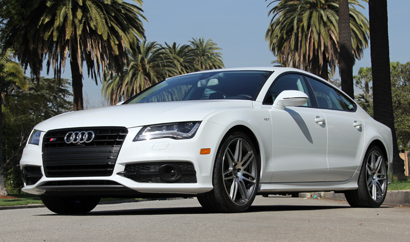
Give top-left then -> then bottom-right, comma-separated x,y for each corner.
345,146 -> 388,207
41,195 -> 100,214
198,131 -> 260,212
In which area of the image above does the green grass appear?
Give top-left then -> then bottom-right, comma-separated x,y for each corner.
388,179 -> 410,191
0,194 -> 43,206
0,194 -> 146,207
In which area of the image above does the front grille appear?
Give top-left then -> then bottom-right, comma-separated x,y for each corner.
120,162 -> 197,183
21,166 -> 43,185
43,127 -> 128,177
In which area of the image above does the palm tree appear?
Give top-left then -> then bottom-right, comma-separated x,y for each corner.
102,41 -> 171,105
369,0 -> 405,178
2,0 -> 146,110
339,0 -> 355,98
265,0 -> 369,80
354,67 -> 372,101
189,38 -> 224,71
0,49 -> 26,196
162,42 -> 198,75
354,67 -> 373,116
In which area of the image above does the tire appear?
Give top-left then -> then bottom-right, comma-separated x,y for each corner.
41,195 -> 100,215
198,131 -> 260,212
345,146 -> 388,208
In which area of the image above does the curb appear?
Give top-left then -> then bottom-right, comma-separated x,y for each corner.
0,204 -> 44,210
302,190 -> 410,207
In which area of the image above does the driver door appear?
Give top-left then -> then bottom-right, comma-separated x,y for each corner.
264,74 -> 328,182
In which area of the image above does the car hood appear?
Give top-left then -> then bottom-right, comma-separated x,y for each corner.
35,100 -> 253,131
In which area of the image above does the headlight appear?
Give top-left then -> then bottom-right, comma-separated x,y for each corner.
28,130 -> 42,145
134,122 -> 201,141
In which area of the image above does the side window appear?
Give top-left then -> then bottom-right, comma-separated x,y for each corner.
306,77 -> 356,111
263,74 -> 312,106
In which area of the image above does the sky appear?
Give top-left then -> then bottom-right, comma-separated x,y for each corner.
74,0 -> 410,108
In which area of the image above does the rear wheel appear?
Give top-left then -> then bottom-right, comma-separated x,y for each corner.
41,195 -> 100,215
345,146 -> 388,207
198,131 -> 260,212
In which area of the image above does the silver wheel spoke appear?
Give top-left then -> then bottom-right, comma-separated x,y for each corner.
226,149 -> 235,169
367,177 -> 373,190
377,174 -> 387,180
230,180 -> 238,201
374,156 -> 383,173
242,171 -> 256,183
366,163 -> 373,176
234,139 -> 242,162
371,152 -> 376,169
224,173 -> 234,180
365,150 -> 387,202
372,181 -> 377,200
241,152 -> 254,169
376,181 -> 383,196
237,180 -> 248,202
222,137 -> 258,206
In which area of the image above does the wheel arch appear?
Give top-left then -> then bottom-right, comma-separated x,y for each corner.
219,125 -> 262,173
367,139 -> 388,162
356,139 -> 391,182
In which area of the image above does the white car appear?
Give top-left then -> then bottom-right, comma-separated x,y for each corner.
20,67 -> 393,214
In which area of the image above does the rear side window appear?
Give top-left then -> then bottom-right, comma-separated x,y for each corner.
263,74 -> 312,106
306,77 -> 356,111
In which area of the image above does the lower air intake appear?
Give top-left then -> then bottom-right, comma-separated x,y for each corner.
119,162 -> 197,183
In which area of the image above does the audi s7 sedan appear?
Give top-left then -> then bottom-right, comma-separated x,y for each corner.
20,67 -> 393,214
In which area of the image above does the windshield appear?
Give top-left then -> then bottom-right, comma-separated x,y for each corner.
126,70 -> 273,104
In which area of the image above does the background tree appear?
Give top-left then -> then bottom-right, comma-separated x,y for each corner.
369,0 -> 405,178
354,66 -> 372,104
1,0 -> 146,111
355,62 -> 410,153
102,41 -> 171,105
0,0 -> 24,31
354,67 -> 373,99
390,62 -> 410,151
0,49 -> 26,196
338,0 -> 355,98
189,38 -> 224,71
162,42 -> 198,75
265,0 -> 369,80
2,77 -> 72,193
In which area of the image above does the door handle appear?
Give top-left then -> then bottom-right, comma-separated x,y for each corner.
315,116 -> 326,127
353,121 -> 362,131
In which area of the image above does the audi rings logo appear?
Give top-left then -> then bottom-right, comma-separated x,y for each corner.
64,131 -> 95,144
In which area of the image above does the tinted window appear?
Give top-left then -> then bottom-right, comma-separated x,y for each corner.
126,71 -> 272,104
306,77 -> 356,111
263,74 -> 312,106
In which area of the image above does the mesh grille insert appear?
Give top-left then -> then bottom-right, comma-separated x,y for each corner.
43,127 -> 127,177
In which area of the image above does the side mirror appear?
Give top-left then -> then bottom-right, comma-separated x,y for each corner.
272,90 -> 309,110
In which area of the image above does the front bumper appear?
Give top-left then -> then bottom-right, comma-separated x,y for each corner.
20,122 -> 225,197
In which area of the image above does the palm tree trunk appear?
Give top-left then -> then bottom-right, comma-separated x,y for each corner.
365,81 -> 370,100
70,55 -> 84,111
339,0 -> 355,99
369,0 -> 405,179
0,86 -> 8,196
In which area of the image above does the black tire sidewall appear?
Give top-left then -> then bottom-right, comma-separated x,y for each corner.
212,131 -> 260,212
41,195 -> 100,214
357,146 -> 388,207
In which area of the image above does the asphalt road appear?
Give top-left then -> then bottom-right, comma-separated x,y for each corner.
1,196 -> 409,242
